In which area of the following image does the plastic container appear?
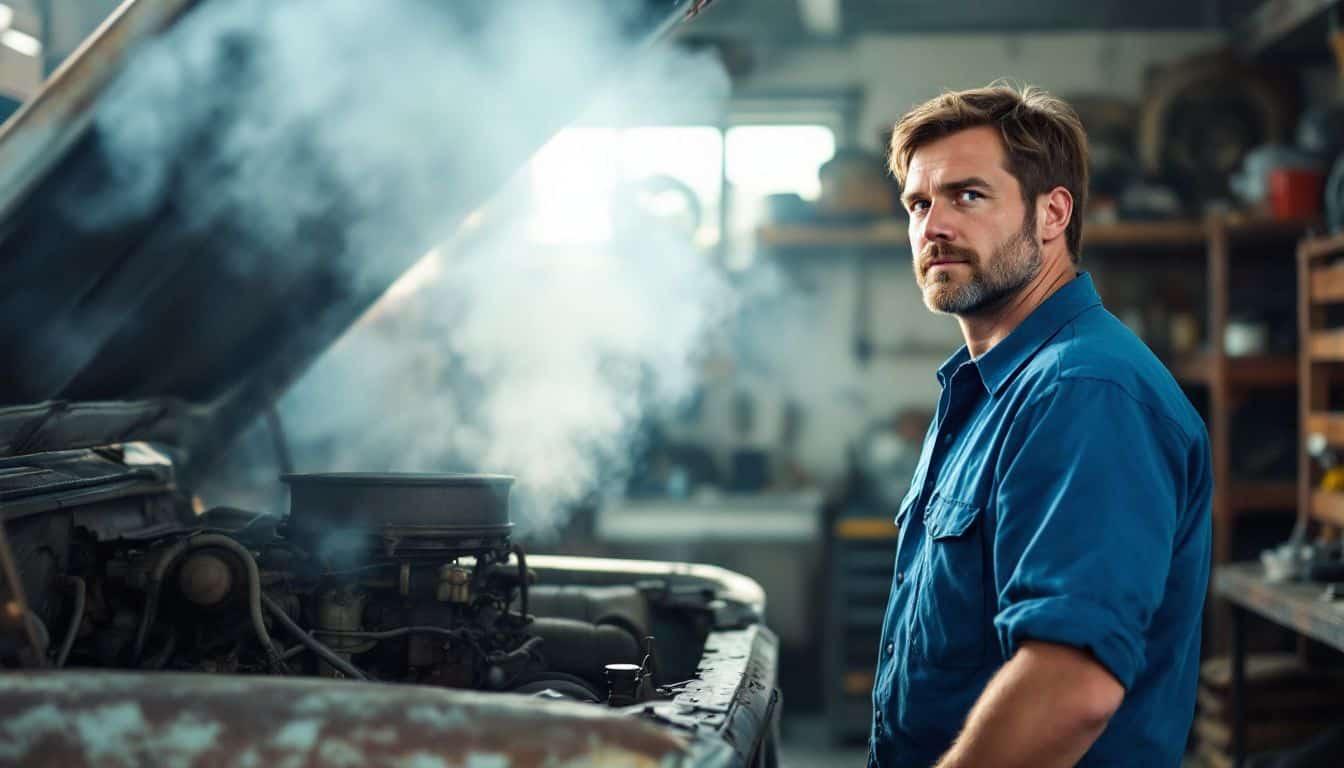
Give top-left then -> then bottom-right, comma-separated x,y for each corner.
1268,168 -> 1325,220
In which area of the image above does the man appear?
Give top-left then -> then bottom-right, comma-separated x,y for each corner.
869,84 -> 1211,768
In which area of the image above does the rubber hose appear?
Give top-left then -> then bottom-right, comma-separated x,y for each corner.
261,592 -> 368,681
53,576 -> 85,668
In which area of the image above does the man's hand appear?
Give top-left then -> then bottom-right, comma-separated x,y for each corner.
935,641 -> 1124,768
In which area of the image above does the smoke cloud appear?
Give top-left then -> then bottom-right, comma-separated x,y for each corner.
98,0 -> 739,535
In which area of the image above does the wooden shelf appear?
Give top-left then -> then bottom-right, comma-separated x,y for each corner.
1309,262 -> 1344,302
756,219 -> 1209,251
1311,491 -> 1344,527
1170,355 -> 1216,383
1302,227 -> 1344,540
1227,356 -> 1299,386
1169,354 -> 1297,387
1087,217 -> 1306,249
1083,220 -> 1205,249
1226,483 -> 1298,513
1301,231 -> 1344,263
1305,412 -> 1344,448
757,216 -> 1309,253
756,221 -> 906,249
1307,330 -> 1344,361
1218,215 -> 1317,241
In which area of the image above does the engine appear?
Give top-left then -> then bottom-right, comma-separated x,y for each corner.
14,471 -> 695,707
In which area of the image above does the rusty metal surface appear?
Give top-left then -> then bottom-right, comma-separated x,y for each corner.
690,627 -> 779,766
0,620 -> 779,768
2,523 -> 775,765
0,671 -> 698,767
0,0 -> 198,225
653,625 -> 780,768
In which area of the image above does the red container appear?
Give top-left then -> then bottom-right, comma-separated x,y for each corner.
1268,168 -> 1324,221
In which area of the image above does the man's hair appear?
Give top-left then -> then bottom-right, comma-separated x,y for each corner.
888,83 -> 1088,262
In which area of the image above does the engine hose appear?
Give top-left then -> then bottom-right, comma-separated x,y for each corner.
513,544 -> 529,620
282,643 -> 309,661
132,534 -> 285,672
594,613 -> 645,644
261,592 -> 369,681
312,626 -> 469,642
130,538 -> 191,664
508,671 -> 602,702
486,634 -> 544,665
53,576 -> 85,668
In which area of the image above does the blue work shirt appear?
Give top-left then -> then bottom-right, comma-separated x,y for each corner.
870,272 -> 1211,767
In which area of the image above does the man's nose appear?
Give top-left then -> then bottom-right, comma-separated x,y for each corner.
917,202 -> 957,247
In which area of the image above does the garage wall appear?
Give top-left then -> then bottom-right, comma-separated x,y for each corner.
713,30 -> 1231,481
41,0 -> 121,71
0,0 -> 43,101
745,29 -> 1230,147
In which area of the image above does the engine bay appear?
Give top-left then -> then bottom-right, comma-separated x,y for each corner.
0,449 -> 756,716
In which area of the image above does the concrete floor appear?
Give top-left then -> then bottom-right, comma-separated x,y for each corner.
776,718 -> 1203,767
779,717 -> 869,768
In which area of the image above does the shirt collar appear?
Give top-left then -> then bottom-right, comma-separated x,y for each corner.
936,346 -> 973,389
936,272 -> 1102,396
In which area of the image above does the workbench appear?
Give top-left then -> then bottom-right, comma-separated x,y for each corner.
1213,562 -> 1344,767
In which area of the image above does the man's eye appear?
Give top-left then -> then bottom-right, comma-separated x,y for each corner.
958,190 -> 983,203
909,200 -> 930,213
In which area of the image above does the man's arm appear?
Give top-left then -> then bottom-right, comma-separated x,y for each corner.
935,641 -> 1124,768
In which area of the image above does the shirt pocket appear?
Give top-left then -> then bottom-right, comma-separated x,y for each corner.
914,493 -> 988,669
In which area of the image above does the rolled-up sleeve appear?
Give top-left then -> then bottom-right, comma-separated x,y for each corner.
991,378 -> 1187,689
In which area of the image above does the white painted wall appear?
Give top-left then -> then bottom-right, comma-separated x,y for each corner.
0,44 -> 41,100
44,0 -> 121,67
0,0 -> 43,101
746,30 -> 1229,147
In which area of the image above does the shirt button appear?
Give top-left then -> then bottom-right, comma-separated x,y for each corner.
874,709 -> 883,724
885,642 -> 895,657
896,571 -> 905,586
942,432 -> 953,445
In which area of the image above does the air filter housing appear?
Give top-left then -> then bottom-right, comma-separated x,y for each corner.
281,473 -> 514,564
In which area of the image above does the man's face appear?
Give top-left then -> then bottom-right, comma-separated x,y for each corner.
901,126 -> 1041,316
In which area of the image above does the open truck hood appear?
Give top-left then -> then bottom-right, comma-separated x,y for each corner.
0,0 -> 703,478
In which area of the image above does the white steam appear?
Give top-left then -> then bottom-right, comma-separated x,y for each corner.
100,0 -> 739,534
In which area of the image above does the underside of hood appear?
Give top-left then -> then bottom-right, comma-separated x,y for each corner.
0,0 -> 702,479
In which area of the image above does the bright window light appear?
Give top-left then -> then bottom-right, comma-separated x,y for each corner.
723,124 -> 836,269
528,127 -> 618,245
725,125 -> 835,200
530,125 -> 723,247
2,28 -> 40,58
617,126 -> 723,246
0,5 -> 13,31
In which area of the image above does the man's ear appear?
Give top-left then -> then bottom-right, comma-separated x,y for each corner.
1038,186 -> 1073,245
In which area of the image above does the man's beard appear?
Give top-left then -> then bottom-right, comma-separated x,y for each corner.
915,216 -> 1042,316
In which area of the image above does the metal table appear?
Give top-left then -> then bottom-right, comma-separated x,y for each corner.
1212,562 -> 1344,767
